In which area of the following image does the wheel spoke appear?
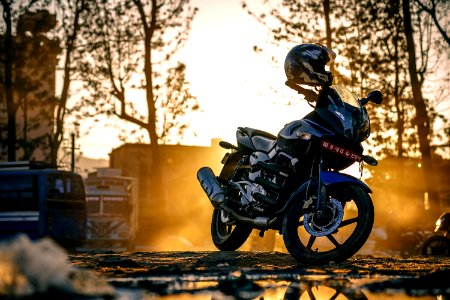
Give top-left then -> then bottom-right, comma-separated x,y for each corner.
326,234 -> 341,247
306,236 -> 316,250
330,290 -> 341,300
306,288 -> 316,300
338,217 -> 358,228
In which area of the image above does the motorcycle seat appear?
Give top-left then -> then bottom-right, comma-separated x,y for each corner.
238,127 -> 277,152
238,127 -> 276,140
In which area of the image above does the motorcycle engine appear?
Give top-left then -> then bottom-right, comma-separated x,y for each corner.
248,151 -> 270,180
231,151 -> 269,215
234,149 -> 298,216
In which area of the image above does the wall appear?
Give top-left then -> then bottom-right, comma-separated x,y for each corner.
109,140 -> 225,249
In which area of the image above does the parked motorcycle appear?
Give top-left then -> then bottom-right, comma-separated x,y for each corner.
197,83 -> 383,265
421,212 -> 450,256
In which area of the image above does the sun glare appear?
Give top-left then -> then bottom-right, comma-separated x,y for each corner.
175,1 -> 313,147
75,0 -> 314,159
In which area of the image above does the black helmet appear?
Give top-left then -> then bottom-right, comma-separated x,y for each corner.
284,43 -> 336,86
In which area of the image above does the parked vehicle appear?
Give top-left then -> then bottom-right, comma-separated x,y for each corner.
0,161 -> 87,248
84,168 -> 139,250
421,212 -> 450,256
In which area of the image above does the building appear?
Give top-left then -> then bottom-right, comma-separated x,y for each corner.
109,140 -> 225,248
0,10 -> 60,161
367,157 -> 450,231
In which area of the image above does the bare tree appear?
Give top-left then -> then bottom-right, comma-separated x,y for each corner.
403,0 -> 438,210
76,0 -> 198,210
243,0 -> 449,214
49,0 -> 90,166
415,0 -> 450,46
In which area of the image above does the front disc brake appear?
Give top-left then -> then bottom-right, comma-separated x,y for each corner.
303,198 -> 344,237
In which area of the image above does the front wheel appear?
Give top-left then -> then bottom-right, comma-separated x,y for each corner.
211,208 -> 253,251
283,184 -> 374,265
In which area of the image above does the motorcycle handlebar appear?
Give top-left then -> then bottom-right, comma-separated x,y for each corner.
285,81 -> 321,102
285,80 -> 383,107
360,90 -> 383,106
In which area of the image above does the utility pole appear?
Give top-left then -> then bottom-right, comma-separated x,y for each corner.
70,122 -> 80,172
71,132 -> 75,172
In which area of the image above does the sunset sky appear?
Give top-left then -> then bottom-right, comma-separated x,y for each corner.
73,0 -> 449,160
75,0 -> 312,159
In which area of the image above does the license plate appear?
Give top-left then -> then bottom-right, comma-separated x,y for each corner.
321,140 -> 362,162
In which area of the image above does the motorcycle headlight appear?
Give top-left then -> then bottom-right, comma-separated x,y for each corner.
296,132 -> 312,140
355,110 -> 370,142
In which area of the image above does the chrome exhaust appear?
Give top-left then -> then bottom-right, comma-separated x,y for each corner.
197,167 -> 278,227
220,205 -> 276,227
197,167 -> 226,207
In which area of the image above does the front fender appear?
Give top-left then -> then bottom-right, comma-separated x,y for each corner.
321,171 -> 372,193
281,171 -> 371,215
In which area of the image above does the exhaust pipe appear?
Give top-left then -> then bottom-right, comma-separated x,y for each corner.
220,204 -> 276,227
197,167 -> 226,207
197,167 -> 278,227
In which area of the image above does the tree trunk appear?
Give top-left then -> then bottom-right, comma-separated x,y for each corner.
402,0 -> 438,212
50,0 -> 85,166
142,0 -> 166,216
393,31 -> 404,157
322,0 -> 336,77
1,1 -> 17,161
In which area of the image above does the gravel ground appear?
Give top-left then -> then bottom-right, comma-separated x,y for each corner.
67,250 -> 450,299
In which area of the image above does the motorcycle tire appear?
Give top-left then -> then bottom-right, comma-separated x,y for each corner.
211,208 -> 253,251
421,235 -> 450,256
282,184 -> 374,265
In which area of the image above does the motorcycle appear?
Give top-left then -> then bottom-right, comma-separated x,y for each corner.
421,212 -> 450,256
197,83 -> 383,265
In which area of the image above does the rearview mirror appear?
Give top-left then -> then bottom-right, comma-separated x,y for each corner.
367,90 -> 383,105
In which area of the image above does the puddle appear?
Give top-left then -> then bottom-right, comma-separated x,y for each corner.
109,274 -> 450,300
1,236 -> 449,299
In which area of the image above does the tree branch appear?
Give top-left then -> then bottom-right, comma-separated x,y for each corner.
415,0 -> 450,46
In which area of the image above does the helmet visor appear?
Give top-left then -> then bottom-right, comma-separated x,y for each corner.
317,44 -> 336,65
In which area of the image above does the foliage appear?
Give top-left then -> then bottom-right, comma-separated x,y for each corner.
242,0 -> 449,159
159,62 -> 199,144
0,0 -> 91,166
0,2 -> 57,162
67,0 -> 198,208
49,0 -> 91,167
73,0 -> 199,146
2,0 -> 198,168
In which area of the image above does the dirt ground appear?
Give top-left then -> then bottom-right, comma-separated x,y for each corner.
67,250 -> 450,299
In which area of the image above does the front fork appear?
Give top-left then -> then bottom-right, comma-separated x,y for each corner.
315,157 -> 327,218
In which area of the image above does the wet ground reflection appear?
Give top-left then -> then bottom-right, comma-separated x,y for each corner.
3,236 -> 449,299
110,274 -> 450,299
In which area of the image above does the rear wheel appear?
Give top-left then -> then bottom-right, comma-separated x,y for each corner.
211,208 -> 253,251
283,184 -> 374,265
